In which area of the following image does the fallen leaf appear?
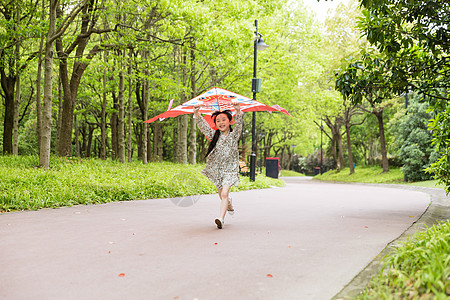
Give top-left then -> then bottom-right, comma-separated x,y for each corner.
364,226 -> 368,228
108,251 -> 111,254
288,246 -> 291,248
266,274 -> 273,278
409,216 -> 415,218
214,243 -> 218,245
118,273 -> 125,277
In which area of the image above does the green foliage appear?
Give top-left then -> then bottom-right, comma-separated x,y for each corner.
388,94 -> 440,182
356,0 -> 450,192
358,221 -> 450,299
315,165 -> 403,184
0,155 -> 284,212
426,97 -> 450,194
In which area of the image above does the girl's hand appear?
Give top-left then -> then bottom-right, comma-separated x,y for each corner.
232,100 -> 241,113
193,104 -> 201,113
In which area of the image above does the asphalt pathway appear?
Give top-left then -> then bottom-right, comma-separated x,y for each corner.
0,177 -> 433,300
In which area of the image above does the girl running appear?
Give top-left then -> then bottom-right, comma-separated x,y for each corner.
193,100 -> 243,229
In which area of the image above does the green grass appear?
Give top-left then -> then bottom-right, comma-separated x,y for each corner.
314,166 -> 404,184
405,179 -> 446,189
357,221 -> 450,299
314,165 -> 446,190
0,155 -> 284,212
280,169 -> 304,177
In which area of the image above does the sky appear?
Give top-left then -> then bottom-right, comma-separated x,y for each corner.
302,0 -> 351,24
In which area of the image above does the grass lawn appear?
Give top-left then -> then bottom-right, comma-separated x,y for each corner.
315,166 -> 445,189
314,166 -> 404,184
280,169 -> 304,177
0,155 -> 284,212
406,179 -> 446,189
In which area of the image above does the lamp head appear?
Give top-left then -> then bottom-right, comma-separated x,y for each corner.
256,37 -> 269,51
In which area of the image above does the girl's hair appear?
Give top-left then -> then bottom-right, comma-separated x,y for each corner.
205,110 -> 233,158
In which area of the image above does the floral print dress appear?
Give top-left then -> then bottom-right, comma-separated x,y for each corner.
195,112 -> 244,189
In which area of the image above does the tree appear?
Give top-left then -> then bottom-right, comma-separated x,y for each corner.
355,0 -> 450,188
389,94 -> 439,182
335,52 -> 396,172
0,0 -> 39,154
55,0 -> 117,157
40,0 -> 87,168
342,100 -> 365,174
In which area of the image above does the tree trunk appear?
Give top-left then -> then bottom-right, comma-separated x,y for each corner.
118,63 -> 125,163
56,2 -> 96,157
153,123 -> 163,161
127,59 -> 132,162
142,79 -> 149,164
375,110 -> 389,172
1,74 -> 15,154
13,73 -> 20,155
110,91 -> 118,159
74,113 -> 80,157
336,126 -> 345,169
345,124 -> 355,174
324,116 -> 341,169
55,77 -> 63,147
39,0 -> 57,169
101,52 -> 107,160
86,124 -> 94,157
12,6 -> 20,155
188,117 -> 197,164
135,123 -> 143,159
178,115 -> 188,164
188,45 -> 197,164
35,0 -> 45,155
147,130 -> 152,161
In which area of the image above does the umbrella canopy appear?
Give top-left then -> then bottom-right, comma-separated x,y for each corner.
144,87 -> 289,124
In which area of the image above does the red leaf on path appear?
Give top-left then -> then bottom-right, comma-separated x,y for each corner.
266,274 -> 273,278
214,243 -> 218,245
364,226 -> 368,228
108,251 -> 111,254
118,273 -> 125,277
288,245 -> 291,248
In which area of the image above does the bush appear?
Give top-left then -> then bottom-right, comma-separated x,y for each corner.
388,94 -> 439,182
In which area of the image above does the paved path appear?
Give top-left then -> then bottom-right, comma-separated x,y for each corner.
0,177 -> 432,300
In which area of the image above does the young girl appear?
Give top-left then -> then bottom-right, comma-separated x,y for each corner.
193,100 -> 243,229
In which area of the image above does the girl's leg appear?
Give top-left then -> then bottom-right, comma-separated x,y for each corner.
219,185 -> 232,220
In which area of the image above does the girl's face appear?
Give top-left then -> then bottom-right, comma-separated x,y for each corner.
215,113 -> 231,133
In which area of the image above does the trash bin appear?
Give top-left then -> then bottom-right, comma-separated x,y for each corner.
314,167 -> 321,175
266,157 -> 279,179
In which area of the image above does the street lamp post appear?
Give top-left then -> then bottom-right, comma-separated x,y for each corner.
258,132 -> 265,174
250,19 -> 269,182
320,124 -> 323,174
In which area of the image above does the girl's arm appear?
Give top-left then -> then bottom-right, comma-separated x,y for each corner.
193,104 -> 214,140
232,100 -> 244,141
